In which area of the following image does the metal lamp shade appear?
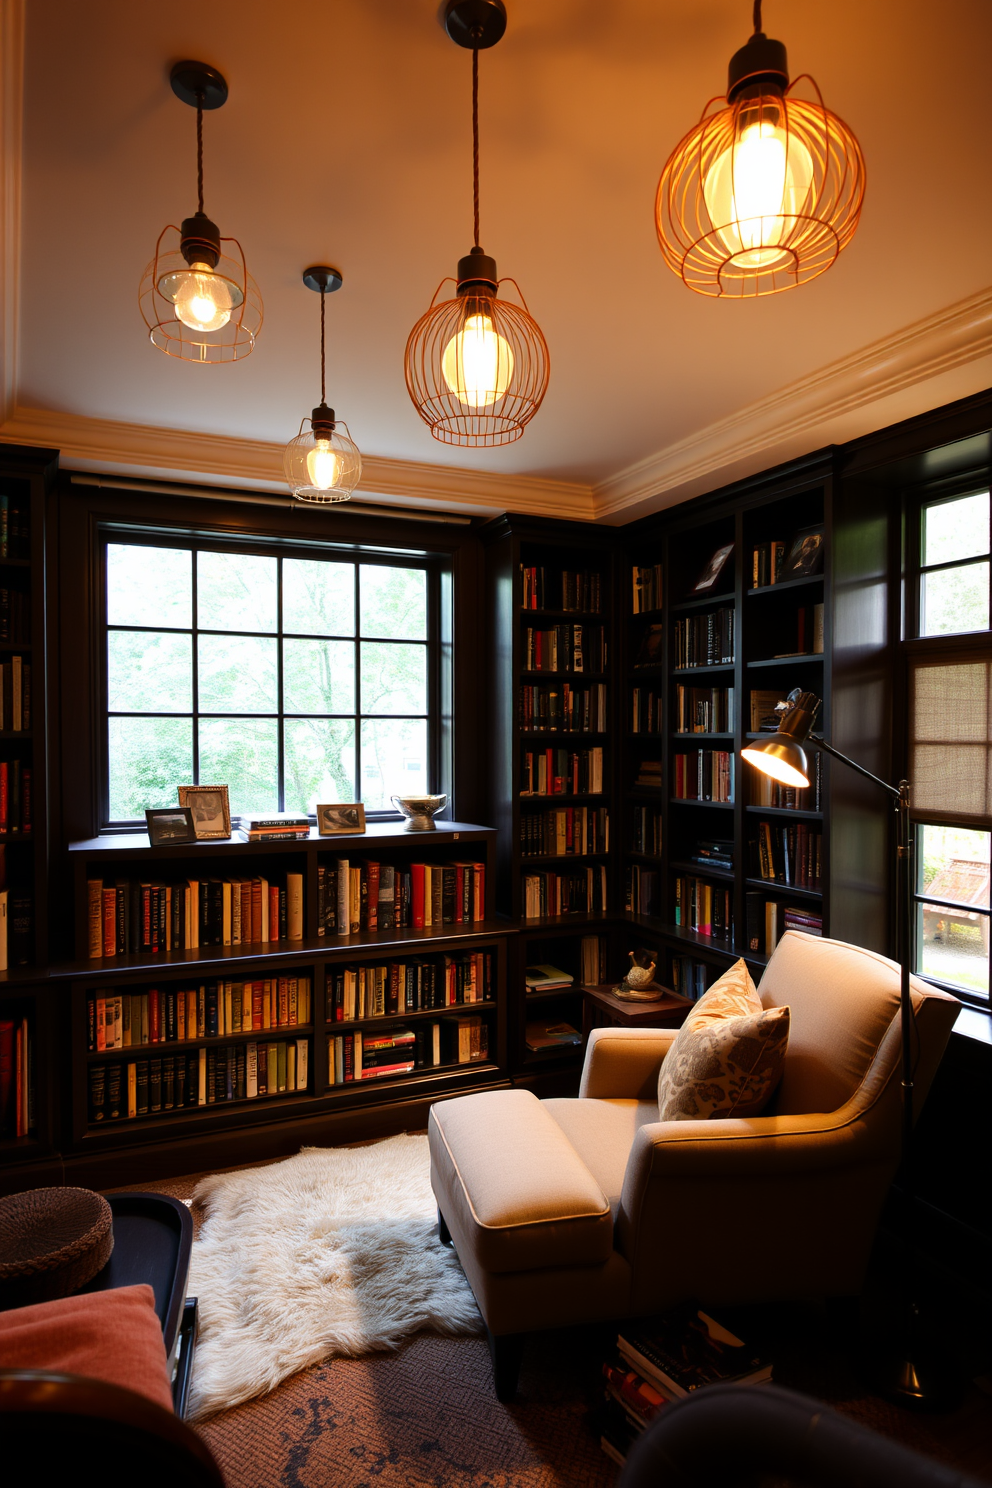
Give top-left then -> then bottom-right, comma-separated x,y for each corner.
283,420 -> 362,505
140,224 -> 263,363
656,84 -> 865,298
741,734 -> 811,788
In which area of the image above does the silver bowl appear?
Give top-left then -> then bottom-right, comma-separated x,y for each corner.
390,793 -> 448,831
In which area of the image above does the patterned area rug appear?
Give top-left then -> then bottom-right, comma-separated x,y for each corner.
186,1135 -> 482,1420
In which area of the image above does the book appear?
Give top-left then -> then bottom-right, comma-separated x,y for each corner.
524,964 -> 574,989
525,1019 -> 582,1051
617,1307 -> 773,1397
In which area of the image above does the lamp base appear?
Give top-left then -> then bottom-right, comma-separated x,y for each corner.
444,0 -> 507,49
871,1349 -> 961,1413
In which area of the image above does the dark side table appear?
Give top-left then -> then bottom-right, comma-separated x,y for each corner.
580,983 -> 693,1039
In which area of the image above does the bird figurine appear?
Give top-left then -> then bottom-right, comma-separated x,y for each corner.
614,948 -> 661,1001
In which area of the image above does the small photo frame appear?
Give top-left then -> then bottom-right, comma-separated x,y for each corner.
316,802 -> 367,836
177,784 -> 232,841
692,542 -> 734,593
145,806 -> 197,846
781,526 -> 825,579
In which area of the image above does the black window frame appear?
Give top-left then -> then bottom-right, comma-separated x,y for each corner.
97,526 -> 445,831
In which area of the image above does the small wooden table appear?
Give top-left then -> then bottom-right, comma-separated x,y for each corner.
579,983 -> 693,1038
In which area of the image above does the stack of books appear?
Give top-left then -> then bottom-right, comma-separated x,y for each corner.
524,963 -> 574,992
597,1307 -> 773,1466
237,813 -> 311,842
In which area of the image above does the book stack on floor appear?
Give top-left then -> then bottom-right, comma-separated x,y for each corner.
316,857 -> 485,935
597,1306 -> 773,1467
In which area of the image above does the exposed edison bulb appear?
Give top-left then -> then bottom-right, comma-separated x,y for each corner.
173,263 -> 234,332
306,439 -> 339,491
441,313 -> 514,409
703,108 -> 813,269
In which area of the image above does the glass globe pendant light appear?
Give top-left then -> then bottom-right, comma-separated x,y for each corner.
655,1 -> 866,298
139,61 -> 262,361
405,0 -> 549,446
283,268 -> 362,505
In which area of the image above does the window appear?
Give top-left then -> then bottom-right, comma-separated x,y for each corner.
103,538 -> 436,824
907,485 -> 992,1005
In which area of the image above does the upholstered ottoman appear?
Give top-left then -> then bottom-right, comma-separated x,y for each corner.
428,1088 -> 630,1399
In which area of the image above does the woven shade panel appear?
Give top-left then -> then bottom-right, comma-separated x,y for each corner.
910,657 -> 992,822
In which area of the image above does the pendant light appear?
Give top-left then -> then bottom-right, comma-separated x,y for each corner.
139,61 -> 263,361
655,1 -> 866,298
283,268 -> 362,504
404,0 -> 549,446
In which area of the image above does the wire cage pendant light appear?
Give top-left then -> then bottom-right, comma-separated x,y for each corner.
139,61 -> 263,361
283,267 -> 362,505
405,0 -> 549,447
655,1 -> 866,299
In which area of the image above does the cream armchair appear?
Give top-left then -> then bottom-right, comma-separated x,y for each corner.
428,931 -> 959,1399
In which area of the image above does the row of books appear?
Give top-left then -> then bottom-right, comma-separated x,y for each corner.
518,683 -> 607,733
771,603 -> 824,657
519,565 -> 603,613
328,951 -> 492,1020
579,933 -> 606,985
520,745 -> 604,797
748,750 -> 823,810
0,587 -> 30,643
86,976 -> 313,1051
315,858 -> 485,935
634,758 -> 662,792
598,1307 -> 773,1467
626,865 -> 659,917
522,865 -> 608,919
675,608 -> 734,668
0,1014 -> 31,1137
631,688 -> 661,734
0,888 -> 32,969
0,761 -> 31,836
688,836 -> 733,871
522,623 -> 605,673
88,1039 -> 310,1121
675,684 -> 733,734
328,1015 -> 489,1082
673,751 -> 734,803
86,873 -> 304,957
674,876 -> 733,941
750,539 -> 788,588
0,656 -> 31,731
669,956 -> 710,1000
630,805 -> 662,856
751,820 -> 823,890
0,497 -> 29,561
746,895 -> 824,954
631,562 -> 663,614
519,806 -> 609,858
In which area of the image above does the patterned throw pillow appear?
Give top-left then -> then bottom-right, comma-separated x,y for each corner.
657,959 -> 790,1120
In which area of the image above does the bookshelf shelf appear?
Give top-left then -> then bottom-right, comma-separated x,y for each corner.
744,805 -> 822,821
84,1025 -> 316,1060
747,654 -> 822,669
670,858 -> 735,883
326,1000 -> 498,1033
744,878 -> 822,901
671,589 -> 735,612
746,574 -> 823,597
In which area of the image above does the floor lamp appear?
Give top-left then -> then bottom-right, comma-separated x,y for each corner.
741,690 -> 948,1410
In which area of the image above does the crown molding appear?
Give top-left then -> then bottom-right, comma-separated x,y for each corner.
0,0 -> 24,425
594,286 -> 992,519
0,405 -> 595,520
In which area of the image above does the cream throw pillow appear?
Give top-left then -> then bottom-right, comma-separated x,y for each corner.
657,958 -> 789,1120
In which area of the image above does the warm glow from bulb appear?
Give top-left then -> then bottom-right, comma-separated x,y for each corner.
441,313 -> 514,408
742,744 -> 810,788
306,439 -> 339,490
703,111 -> 814,268
173,263 -> 234,332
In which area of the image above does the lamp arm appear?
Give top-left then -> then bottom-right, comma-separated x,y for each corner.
807,734 -> 902,802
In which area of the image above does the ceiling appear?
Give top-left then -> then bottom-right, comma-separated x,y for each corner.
1,0 -> 991,520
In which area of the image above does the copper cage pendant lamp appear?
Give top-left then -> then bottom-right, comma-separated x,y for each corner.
404,0 -> 549,447
283,267 -> 362,505
655,0 -> 866,298
139,61 -> 263,361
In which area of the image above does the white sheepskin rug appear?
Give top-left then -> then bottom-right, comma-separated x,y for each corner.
186,1133 -> 482,1420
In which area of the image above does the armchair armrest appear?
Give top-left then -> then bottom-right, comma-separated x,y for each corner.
579,1027 -> 678,1100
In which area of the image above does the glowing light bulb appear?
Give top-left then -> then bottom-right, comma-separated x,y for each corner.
703,110 -> 813,269
173,263 -> 234,332
441,313 -> 514,408
306,439 -> 339,490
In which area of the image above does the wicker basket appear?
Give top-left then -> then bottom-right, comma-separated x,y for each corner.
0,1187 -> 114,1308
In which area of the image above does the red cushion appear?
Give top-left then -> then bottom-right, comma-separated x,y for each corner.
0,1282 -> 174,1411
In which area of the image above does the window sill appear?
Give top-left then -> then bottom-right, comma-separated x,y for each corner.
951,1003 -> 992,1046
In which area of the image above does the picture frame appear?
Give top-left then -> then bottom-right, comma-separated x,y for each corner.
781,526 -> 825,580
316,802 -> 367,837
692,542 -> 734,594
177,784 -> 232,841
145,806 -> 198,846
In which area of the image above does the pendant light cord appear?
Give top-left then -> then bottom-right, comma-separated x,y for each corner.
319,287 -> 326,406
472,46 -> 480,248
753,0 -> 762,32
196,94 -> 205,214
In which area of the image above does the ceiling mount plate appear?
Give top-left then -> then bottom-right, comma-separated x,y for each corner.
302,266 -> 343,294
443,0 -> 507,49
170,61 -> 228,110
